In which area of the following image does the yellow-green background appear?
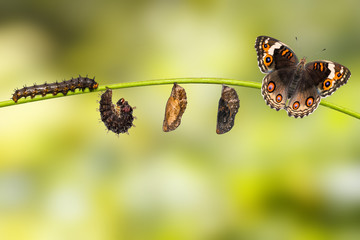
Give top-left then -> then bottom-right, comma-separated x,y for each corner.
0,0 -> 359,239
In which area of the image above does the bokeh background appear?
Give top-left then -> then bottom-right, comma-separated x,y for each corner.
0,0 -> 359,239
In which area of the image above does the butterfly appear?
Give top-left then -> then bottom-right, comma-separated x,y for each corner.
255,36 -> 351,118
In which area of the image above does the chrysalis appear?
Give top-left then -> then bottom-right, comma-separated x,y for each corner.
163,83 -> 187,132
216,85 -> 239,134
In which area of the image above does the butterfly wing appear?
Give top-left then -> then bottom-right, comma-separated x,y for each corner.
255,36 -> 299,73
305,61 -> 351,97
256,36 -> 300,111
285,61 -> 351,118
285,81 -> 321,118
261,67 -> 297,111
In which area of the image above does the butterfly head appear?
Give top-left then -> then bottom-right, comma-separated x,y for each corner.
298,57 -> 306,68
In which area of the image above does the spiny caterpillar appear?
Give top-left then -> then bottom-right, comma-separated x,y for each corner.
12,76 -> 98,102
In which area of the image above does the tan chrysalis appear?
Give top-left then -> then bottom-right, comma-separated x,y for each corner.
163,83 -> 187,132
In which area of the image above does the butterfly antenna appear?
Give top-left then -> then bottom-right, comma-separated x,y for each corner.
313,47 -> 327,60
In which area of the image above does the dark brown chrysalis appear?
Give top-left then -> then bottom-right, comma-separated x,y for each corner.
99,89 -> 135,134
216,85 -> 240,134
163,83 -> 187,132
12,76 -> 99,102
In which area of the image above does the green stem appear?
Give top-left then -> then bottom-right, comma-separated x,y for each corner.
1,78 -> 359,120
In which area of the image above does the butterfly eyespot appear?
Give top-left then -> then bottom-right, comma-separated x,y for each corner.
306,97 -> 314,107
264,55 -> 273,67
335,72 -> 343,79
263,43 -> 269,50
323,79 -> 332,90
293,101 -> 300,110
276,94 -> 282,103
267,81 -> 275,93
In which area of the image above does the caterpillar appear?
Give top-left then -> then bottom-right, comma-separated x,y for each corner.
163,83 -> 187,132
12,76 -> 98,102
216,85 -> 240,134
99,89 -> 135,134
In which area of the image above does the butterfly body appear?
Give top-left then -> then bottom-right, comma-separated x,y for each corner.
255,36 -> 350,118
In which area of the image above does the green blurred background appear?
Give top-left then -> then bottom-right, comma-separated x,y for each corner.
0,0 -> 359,239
